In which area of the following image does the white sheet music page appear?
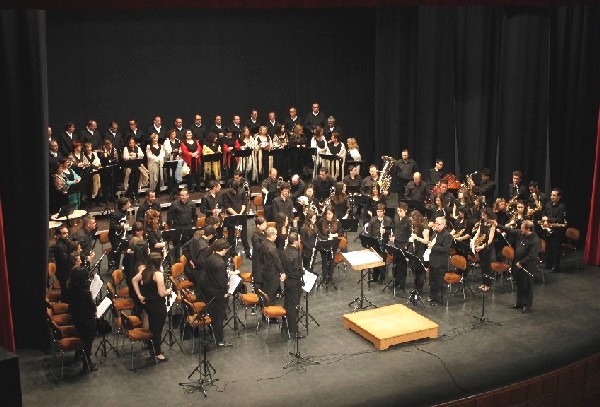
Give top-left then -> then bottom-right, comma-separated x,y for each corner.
228,274 -> 242,295
302,269 -> 318,292
95,296 -> 112,319
90,274 -> 103,300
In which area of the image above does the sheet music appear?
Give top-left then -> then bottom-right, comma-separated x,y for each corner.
228,274 -> 242,295
165,291 -> 177,312
90,274 -> 103,300
95,297 -> 112,319
342,249 -> 383,265
302,269 -> 318,293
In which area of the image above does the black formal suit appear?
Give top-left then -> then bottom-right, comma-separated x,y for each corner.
428,228 -> 452,303
209,124 -> 225,138
146,125 -> 166,141
125,128 -> 145,145
251,230 -> 266,283
304,111 -> 326,134
542,200 -> 567,272
324,124 -> 343,140
191,124 -> 207,142
58,131 -> 78,158
258,239 -> 284,304
103,130 -> 125,153
204,253 -> 229,342
266,120 -> 281,137
391,215 -> 411,288
245,118 -> 261,136
222,188 -> 250,254
284,116 -> 301,133
80,129 -> 103,150
508,183 -> 528,202
281,245 -> 302,334
367,215 -> 393,282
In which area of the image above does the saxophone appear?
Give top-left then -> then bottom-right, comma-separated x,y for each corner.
377,156 -> 396,195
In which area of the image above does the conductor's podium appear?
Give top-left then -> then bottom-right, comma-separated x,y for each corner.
343,304 -> 438,350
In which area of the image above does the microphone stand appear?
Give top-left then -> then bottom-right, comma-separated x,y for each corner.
179,297 -> 218,398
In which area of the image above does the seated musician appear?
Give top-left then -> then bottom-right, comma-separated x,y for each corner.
313,167 -> 335,204
527,181 -> 547,218
434,179 -> 455,210
316,205 -> 340,286
332,182 -> 349,220
361,164 -> 389,198
493,198 -> 510,226
452,207 -> 474,244
222,180 -> 251,258
136,190 -> 162,223
366,183 -> 387,218
471,167 -> 495,206
343,165 -> 362,192
427,159 -> 444,188
452,187 -> 473,220
366,203 -> 393,284
428,193 -> 449,228
404,172 -> 429,203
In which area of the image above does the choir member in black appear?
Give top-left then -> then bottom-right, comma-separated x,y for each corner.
325,116 -> 343,140
125,119 -> 145,145
409,210 -> 429,292
274,212 -> 289,251
404,172 -> 429,202
136,190 -> 162,223
366,183 -> 387,218
273,182 -> 294,223
304,102 -> 326,136
185,226 -> 215,302
245,109 -> 261,136
108,197 -> 131,269
99,139 -> 120,203
284,107 -> 301,134
49,138 -> 61,171
261,168 -> 279,221
123,137 -> 144,203
66,265 -> 98,373
394,149 -> 418,195
427,159 -> 444,188
191,114 -> 206,142
316,206 -> 340,286
167,189 -> 198,257
222,180 -> 251,257
541,188 -> 567,273
343,165 -> 362,193
494,219 -> 541,313
54,225 -> 71,300
313,167 -> 336,204
332,182 -> 349,220
58,122 -> 78,158
471,168 -> 495,206
103,121 -> 124,154
132,252 -> 172,361
390,202 -> 411,290
473,208 -> 496,292
258,227 -> 285,305
201,181 -> 223,218
366,203 -> 393,284
181,129 -> 202,191
300,210 -> 318,271
427,217 -> 453,305
72,215 -> 96,266
251,217 -> 268,286
508,170 -> 528,202
145,210 -> 166,255
281,232 -> 303,338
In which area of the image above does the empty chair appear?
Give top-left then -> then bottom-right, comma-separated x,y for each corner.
490,246 -> 515,291
256,290 -> 289,341
562,227 -> 581,271
112,268 -> 130,298
46,312 -> 86,379
120,312 -> 158,370
444,255 -> 468,307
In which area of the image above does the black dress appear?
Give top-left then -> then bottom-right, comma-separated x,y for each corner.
140,273 -> 167,355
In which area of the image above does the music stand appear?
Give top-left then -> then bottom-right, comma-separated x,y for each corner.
344,247 -> 384,312
340,218 -> 359,233
233,149 -> 253,176
224,276 -> 244,336
98,164 -> 119,208
120,158 -> 145,203
94,296 -> 120,359
382,243 -> 405,298
315,238 -> 340,291
319,153 -> 342,180
163,160 -> 179,199
222,214 -> 247,255
358,233 -> 384,287
202,152 -> 222,183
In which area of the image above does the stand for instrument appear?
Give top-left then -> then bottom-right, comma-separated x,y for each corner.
163,160 -> 179,199
94,300 -> 120,359
233,148 -> 253,178
348,235 -> 381,311
382,243 -> 407,298
224,278 -> 244,337
222,214 -> 248,256
319,153 -> 342,180
316,238 -> 339,291
340,218 -> 359,234
179,298 -> 217,398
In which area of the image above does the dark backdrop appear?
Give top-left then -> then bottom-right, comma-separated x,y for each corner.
0,5 -> 597,349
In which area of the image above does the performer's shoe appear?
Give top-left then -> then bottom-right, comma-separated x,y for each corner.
292,333 -> 305,339
217,341 -> 233,348
509,304 -> 524,309
521,306 -> 532,314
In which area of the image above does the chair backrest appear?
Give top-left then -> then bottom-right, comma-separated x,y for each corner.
197,216 -> 206,228
338,236 -> 347,251
450,255 -> 466,271
501,245 -> 515,261
181,288 -> 196,303
119,312 -> 133,331
565,227 -> 579,242
98,230 -> 110,244
180,255 -> 188,266
233,255 -> 242,270
257,289 -> 270,307
106,281 -> 116,298
253,195 -> 263,207
182,299 -> 196,317
112,269 -> 124,286
171,262 -> 184,278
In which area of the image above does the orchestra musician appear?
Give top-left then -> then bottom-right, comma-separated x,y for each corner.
366,183 -> 386,219
261,167 -> 279,221
317,206 -> 340,286
204,239 -> 234,348
222,180 -> 251,258
108,197 -> 131,269
473,208 -> 496,292
452,187 -> 473,220
257,227 -> 285,305
281,232 -> 303,339
493,198 -> 510,226
313,167 -> 335,204
366,203 -> 393,284
72,215 -> 96,266
187,225 -> 215,302
200,180 -> 223,218
136,190 -> 162,223
300,210 -> 318,271
332,182 -> 349,220
343,165 -> 362,192
404,172 -> 429,203
390,202 -> 411,290
434,179 -> 455,210
251,216 -> 268,285
273,181 -> 294,223
527,181 -> 547,218
426,217 -> 453,306
53,225 -> 71,299
493,219 -> 541,314
361,164 -> 388,197
508,170 -> 528,202
125,222 -> 150,311
471,168 -> 495,206
394,149 -> 418,196
541,188 -> 567,273
274,212 -> 290,251
166,189 -> 198,257
290,174 -> 307,219
451,207 -> 474,244
427,159 -> 444,188
145,209 -> 166,256
409,210 -> 429,293
132,252 -> 172,361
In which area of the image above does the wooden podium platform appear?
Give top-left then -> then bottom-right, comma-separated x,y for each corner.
343,304 -> 439,350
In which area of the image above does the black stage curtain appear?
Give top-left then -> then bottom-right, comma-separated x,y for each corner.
0,10 -> 50,349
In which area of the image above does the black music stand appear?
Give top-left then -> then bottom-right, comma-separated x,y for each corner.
202,152 -> 222,183
163,160 -> 179,199
315,238 -> 340,291
222,214 -> 247,255
340,218 -> 359,233
95,298 -> 120,359
224,277 -> 244,336
382,243 -> 404,297
163,226 -> 199,264
120,158 -> 145,203
233,149 -> 253,177
161,287 -> 183,352
98,164 -> 119,208
319,153 -> 343,180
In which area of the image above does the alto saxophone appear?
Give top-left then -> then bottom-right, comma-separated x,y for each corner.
377,156 -> 396,195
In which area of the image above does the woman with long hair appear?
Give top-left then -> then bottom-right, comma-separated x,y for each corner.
332,182 -> 349,220
146,132 -> 165,194
181,129 -> 202,190
274,211 -> 289,251
409,210 -> 430,292
316,205 -> 339,285
300,209 -> 318,271
237,126 -> 258,182
366,183 -> 386,218
255,125 -> 272,179
472,208 -> 496,292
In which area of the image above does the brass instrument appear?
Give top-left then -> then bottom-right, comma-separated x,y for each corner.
323,185 -> 336,208
451,228 -> 466,239
377,156 -> 396,195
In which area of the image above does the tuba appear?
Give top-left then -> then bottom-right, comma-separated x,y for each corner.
377,156 -> 396,195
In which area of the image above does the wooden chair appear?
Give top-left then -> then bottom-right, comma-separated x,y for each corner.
444,255 -> 468,307
110,305 -> 142,353
111,268 -> 130,298
334,236 -> 348,279
196,216 -> 206,228
256,290 -> 289,341
47,262 -> 61,302
106,281 -> 135,312
98,230 -> 110,253
120,311 -> 158,370
181,299 -> 215,353
170,262 -> 194,291
46,314 -> 86,380
491,246 -> 515,291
